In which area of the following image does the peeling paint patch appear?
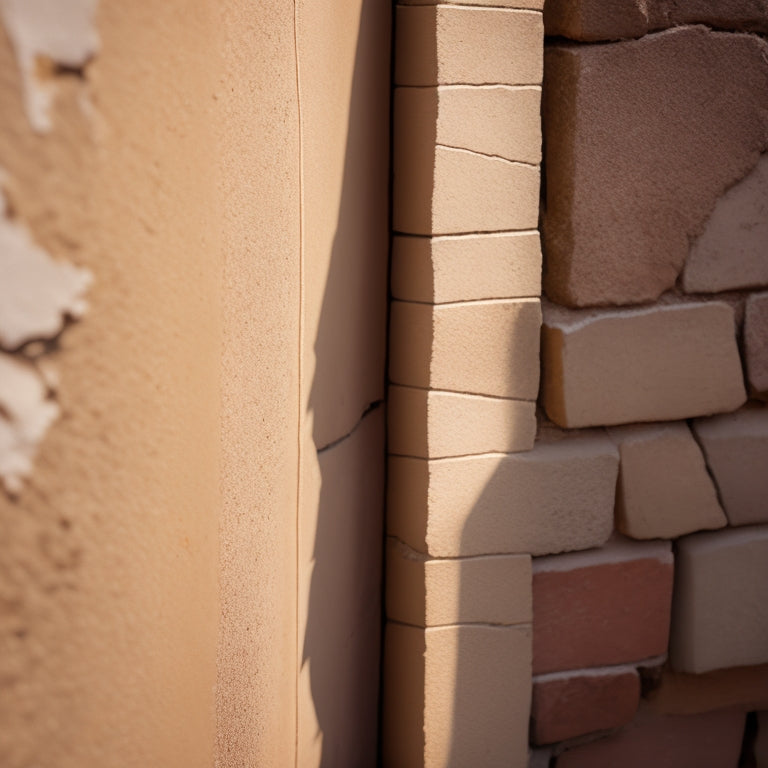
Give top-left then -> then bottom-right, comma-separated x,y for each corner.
0,353 -> 59,495
0,0 -> 99,132
0,192 -> 92,351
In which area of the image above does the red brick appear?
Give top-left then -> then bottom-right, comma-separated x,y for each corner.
533,538 -> 673,674
531,666 -> 639,745
555,708 -> 746,768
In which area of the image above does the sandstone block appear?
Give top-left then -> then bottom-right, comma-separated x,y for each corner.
532,666 -> 640,745
392,232 -> 541,304
393,144 -> 540,236
671,526 -> 768,673
386,538 -> 531,627
607,422 -> 726,540
403,0 -> 544,8
555,708 -> 746,768
646,663 -> 768,715
542,28 -> 768,307
692,408 -> 768,526
544,0 -> 768,41
542,301 -> 746,428
382,621 -> 531,767
683,153 -> 768,294
745,292 -> 768,398
388,385 -> 536,459
395,6 -> 543,87
533,538 -> 673,674
390,299 -> 541,400
388,431 -> 618,558
395,85 -> 541,166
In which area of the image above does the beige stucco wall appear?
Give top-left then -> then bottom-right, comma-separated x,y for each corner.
0,2 -> 389,767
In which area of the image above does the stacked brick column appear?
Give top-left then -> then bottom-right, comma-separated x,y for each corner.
384,2 -> 545,765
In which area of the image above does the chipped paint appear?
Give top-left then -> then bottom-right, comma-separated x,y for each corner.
0,0 -> 99,132
0,190 -> 92,351
0,352 -> 59,494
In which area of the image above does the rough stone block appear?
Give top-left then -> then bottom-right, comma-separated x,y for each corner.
395,85 -> 541,166
393,143 -> 540,236
533,538 -> 673,674
382,621 -> 531,767
542,28 -> 768,307
745,292 -> 768,399
670,525 -> 768,673
692,408 -> 768,526
532,666 -> 640,745
646,663 -> 768,715
390,299 -> 541,400
392,232 -> 541,304
544,0 -> 768,41
555,708 -> 746,768
395,6 -> 543,87
388,385 -> 536,459
389,431 -> 618,558
386,538 -> 531,627
541,301 -> 746,428
607,422 -> 726,540
682,153 -> 768,294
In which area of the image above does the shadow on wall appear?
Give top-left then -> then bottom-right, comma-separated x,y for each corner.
301,1 -> 390,766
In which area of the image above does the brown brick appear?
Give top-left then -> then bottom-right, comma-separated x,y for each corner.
542,301 -> 746,428
542,28 -> 768,307
745,292 -> 768,399
533,538 -> 673,674
532,666 -> 640,745
555,708 -> 746,768
670,525 -> 768,673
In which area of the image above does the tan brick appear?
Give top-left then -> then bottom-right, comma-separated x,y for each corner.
403,0 -> 544,9
392,232 -> 541,304
533,538 -> 673,674
395,6 -> 543,87
646,663 -> 768,715
683,153 -> 768,294
542,28 -> 768,307
542,301 -> 746,428
555,708 -> 746,768
393,143 -> 540,236
607,422 -> 726,540
692,408 -> 768,526
388,431 -> 618,558
670,525 -> 768,673
386,538 -> 531,627
395,85 -> 541,166
382,622 -> 531,767
532,666 -> 640,745
390,299 -> 541,400
544,0 -> 768,41
388,385 -> 536,459
745,292 -> 768,399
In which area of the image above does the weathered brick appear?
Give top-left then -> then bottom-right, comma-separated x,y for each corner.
646,663 -> 768,715
607,422 -> 726,540
544,0 -> 768,41
532,666 -> 640,745
533,538 -> 673,674
541,301 -> 746,428
390,299 -> 541,400
670,525 -> 768,673
393,143 -> 540,236
392,232 -> 541,304
395,6 -> 543,87
542,28 -> 768,307
386,538 -> 531,627
692,408 -> 768,526
388,431 -> 618,558
388,385 -> 536,459
745,292 -> 768,399
382,622 -> 531,767
555,708 -> 746,768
